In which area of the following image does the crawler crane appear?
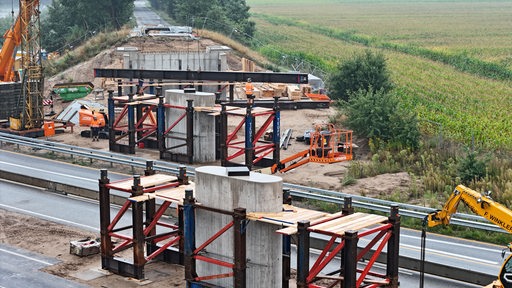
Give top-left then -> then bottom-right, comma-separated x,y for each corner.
0,0 -> 44,130
422,185 -> 512,288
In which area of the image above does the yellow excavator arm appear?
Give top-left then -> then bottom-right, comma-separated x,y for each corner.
424,185 -> 512,288
426,185 -> 512,234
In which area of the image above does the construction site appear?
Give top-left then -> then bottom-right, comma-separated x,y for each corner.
0,1 -> 411,288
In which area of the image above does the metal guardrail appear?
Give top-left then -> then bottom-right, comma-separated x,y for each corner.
0,132 -> 503,233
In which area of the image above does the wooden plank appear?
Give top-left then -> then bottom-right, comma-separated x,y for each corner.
108,174 -> 177,191
325,215 -> 388,236
276,226 -> 297,235
113,95 -> 157,102
207,106 -> 243,116
277,212 -> 345,235
283,210 -> 327,223
154,183 -> 196,205
246,211 -> 289,221
310,212 -> 366,231
334,215 -> 387,233
128,193 -> 156,203
138,99 -> 160,105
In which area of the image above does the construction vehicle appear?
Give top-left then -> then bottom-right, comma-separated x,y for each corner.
0,0 -> 44,130
422,185 -> 512,288
78,106 -> 109,139
271,123 -> 353,173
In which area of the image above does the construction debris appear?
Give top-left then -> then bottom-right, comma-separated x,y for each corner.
70,238 -> 100,257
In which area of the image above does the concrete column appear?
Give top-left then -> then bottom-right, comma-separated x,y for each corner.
195,166 -> 283,288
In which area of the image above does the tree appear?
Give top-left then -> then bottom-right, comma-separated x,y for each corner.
457,149 -> 488,184
41,0 -> 134,52
328,50 -> 393,101
340,88 -> 420,149
0,16 -> 12,46
152,0 -> 255,43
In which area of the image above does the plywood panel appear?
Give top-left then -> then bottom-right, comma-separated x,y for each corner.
108,174 -> 177,191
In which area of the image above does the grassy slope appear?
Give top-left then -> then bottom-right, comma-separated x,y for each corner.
247,0 -> 512,149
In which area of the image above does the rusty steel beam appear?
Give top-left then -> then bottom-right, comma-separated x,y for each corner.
94,68 -> 308,84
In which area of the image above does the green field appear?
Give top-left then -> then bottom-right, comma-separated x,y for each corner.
246,0 -> 512,149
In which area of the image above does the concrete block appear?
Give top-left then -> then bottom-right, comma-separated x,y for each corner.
70,238 -> 100,257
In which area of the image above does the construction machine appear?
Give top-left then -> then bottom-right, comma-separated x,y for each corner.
0,0 -> 44,130
271,123 -> 353,173
422,184 -> 512,288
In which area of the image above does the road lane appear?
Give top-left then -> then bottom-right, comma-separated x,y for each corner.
0,244 -> 88,288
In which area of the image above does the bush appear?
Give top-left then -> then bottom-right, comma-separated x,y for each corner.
457,149 -> 488,184
340,88 -> 420,149
328,50 -> 393,101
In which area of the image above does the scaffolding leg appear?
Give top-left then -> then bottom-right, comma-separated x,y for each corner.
233,208 -> 247,288
184,189 -> 197,283
296,220 -> 310,288
99,169 -> 112,269
343,230 -> 358,288
387,205 -> 400,287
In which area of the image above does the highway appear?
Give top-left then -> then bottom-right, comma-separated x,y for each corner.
0,243 -> 89,288
0,149 -> 494,287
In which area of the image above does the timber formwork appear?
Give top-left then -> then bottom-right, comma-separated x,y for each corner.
219,97 -> 280,171
99,162 -> 192,279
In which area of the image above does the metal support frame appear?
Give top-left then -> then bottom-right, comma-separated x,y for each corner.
295,205 -> 400,288
108,83 -> 195,162
98,165 -> 184,279
221,97 -> 280,170
158,96 -> 195,163
183,193 -> 248,287
108,80 -> 160,154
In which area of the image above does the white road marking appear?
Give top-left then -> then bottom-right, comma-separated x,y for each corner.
401,243 -> 499,265
401,233 -> 501,253
0,161 -> 96,182
0,247 -> 53,266
0,204 -> 98,232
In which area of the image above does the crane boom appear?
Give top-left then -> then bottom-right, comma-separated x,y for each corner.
1,0 -> 44,130
0,9 -> 23,82
0,0 -> 40,82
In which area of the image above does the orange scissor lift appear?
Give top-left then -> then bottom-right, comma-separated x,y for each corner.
272,124 -> 353,173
